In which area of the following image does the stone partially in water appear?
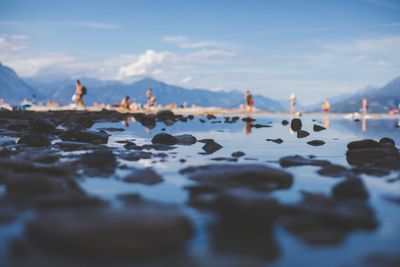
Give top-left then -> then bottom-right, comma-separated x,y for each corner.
231,151 -> 245,158
266,138 -> 283,144
290,118 -> 302,131
180,164 -> 293,191
151,133 -> 178,145
297,130 -> 310,138
279,155 -> 330,167
379,137 -> 395,146
122,168 -> 164,185
81,150 -> 117,176
17,132 -> 51,147
317,164 -> 350,178
332,177 -> 369,200
60,129 -> 109,145
313,124 -> 326,132
201,140 -> 223,154
175,134 -> 197,145
16,203 -> 193,260
307,140 -> 325,146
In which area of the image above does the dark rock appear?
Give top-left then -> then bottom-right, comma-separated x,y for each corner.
266,138 -> 283,144
54,141 -> 105,151
231,151 -> 245,158
279,155 -> 330,167
156,110 -> 175,121
122,168 -> 164,185
251,124 -> 272,128
280,191 -> 377,245
332,177 -> 369,200
32,118 -> 57,134
307,140 -> 325,146
151,133 -> 178,145
120,151 -> 152,161
60,129 -> 109,145
202,140 -> 223,154
281,120 -> 289,125
210,157 -> 238,162
19,203 -> 193,258
175,134 -> 197,145
297,130 -> 310,138
313,124 -> 326,132
290,118 -> 302,131
17,132 -> 51,147
317,164 -> 350,177
206,114 -> 217,120
180,164 -> 293,191
347,139 -> 380,150
242,117 -> 255,123
81,150 -> 117,176
379,137 -> 395,146
97,127 -> 125,132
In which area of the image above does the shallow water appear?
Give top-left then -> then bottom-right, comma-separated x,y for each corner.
83,114 -> 400,266
1,113 -> 400,266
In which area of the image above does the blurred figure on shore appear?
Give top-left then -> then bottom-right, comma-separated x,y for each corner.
244,90 -> 254,112
146,88 -> 153,105
290,94 -> 296,114
74,80 -> 86,107
362,97 -> 368,115
322,100 -> 330,112
121,96 -> 131,110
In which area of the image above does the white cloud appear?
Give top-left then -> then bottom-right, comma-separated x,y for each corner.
163,35 -> 226,49
62,21 -> 120,30
323,36 -> 400,54
118,50 -> 172,78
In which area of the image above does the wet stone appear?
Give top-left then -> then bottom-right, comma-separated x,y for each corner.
60,129 -> 109,145
54,141 -> 105,151
297,130 -> 310,138
122,168 -> 164,185
379,137 -> 395,146
281,120 -> 289,126
81,150 -> 117,176
307,140 -> 325,146
175,134 -> 197,145
16,203 -> 193,260
151,133 -> 178,145
120,151 -> 152,161
279,155 -> 330,167
290,118 -> 302,131
231,151 -> 245,158
266,138 -> 283,144
17,132 -> 51,147
332,177 -> 369,200
97,127 -> 125,132
313,124 -> 326,132
180,164 -> 293,191
317,164 -> 351,178
201,140 -> 223,154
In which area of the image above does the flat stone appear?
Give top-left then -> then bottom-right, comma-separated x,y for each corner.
151,133 -> 178,145
60,129 -> 109,145
313,124 -> 326,132
122,168 -> 164,185
202,140 -> 223,154
18,132 -> 51,147
231,151 -> 245,158
297,130 -> 310,138
279,155 -> 330,167
307,140 -> 325,146
266,138 -> 283,144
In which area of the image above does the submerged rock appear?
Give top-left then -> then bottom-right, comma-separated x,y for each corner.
279,155 -> 330,167
180,164 -> 293,191
122,168 -> 164,185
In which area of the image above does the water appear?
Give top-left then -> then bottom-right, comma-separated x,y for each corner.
1,113 -> 399,266
82,114 -> 400,266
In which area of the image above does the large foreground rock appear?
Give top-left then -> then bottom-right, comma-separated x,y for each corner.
180,164 -> 293,191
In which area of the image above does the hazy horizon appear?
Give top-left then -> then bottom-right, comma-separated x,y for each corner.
1,0 -> 400,105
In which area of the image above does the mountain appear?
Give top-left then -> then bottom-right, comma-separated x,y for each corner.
328,77 -> 400,113
30,77 -> 285,111
0,63 -> 42,104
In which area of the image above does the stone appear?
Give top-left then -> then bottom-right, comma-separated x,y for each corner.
307,140 -> 325,146
231,151 -> 245,158
60,129 -> 109,144
313,124 -> 326,132
347,139 -> 380,150
81,150 -> 117,176
379,137 -> 395,146
332,177 -> 369,200
180,164 -> 293,191
317,164 -> 350,177
297,130 -> 310,138
32,118 -> 57,134
201,140 -> 223,154
156,110 -> 175,121
279,155 -> 330,167
175,134 -> 197,145
120,151 -> 152,161
122,168 -> 164,185
54,141 -> 105,151
290,118 -> 302,131
151,133 -> 178,145
17,132 -> 51,147
281,120 -> 289,125
97,127 -> 125,132
266,138 -> 283,144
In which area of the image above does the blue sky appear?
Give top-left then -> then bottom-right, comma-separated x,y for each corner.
0,0 -> 399,104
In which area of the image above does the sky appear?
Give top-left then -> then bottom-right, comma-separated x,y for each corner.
0,0 -> 399,104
